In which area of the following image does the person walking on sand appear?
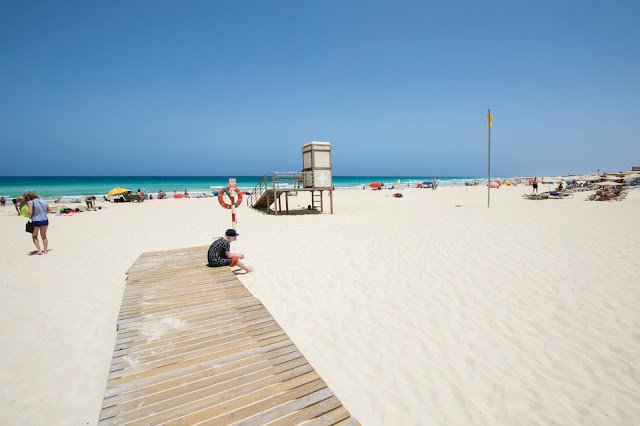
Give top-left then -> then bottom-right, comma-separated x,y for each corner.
207,229 -> 253,273
0,196 -> 5,207
25,192 -> 52,255
532,177 -> 539,194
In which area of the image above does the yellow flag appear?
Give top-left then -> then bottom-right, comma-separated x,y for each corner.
487,113 -> 493,129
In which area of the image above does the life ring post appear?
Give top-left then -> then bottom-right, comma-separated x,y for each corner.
218,179 -> 243,230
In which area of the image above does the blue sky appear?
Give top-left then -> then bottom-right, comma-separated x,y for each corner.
1,1 -> 638,177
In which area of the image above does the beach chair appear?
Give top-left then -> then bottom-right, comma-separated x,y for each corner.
549,191 -> 574,199
122,193 -> 143,202
522,192 -> 550,200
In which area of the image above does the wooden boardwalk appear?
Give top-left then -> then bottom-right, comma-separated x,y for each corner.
99,246 -> 358,425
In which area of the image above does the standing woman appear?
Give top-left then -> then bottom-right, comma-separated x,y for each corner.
25,192 -> 52,255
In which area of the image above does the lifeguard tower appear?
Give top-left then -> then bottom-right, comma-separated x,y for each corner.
246,141 -> 334,215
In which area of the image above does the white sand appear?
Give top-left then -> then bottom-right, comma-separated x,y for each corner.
1,186 -> 639,424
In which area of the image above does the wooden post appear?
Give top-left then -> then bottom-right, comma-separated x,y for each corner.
230,188 -> 236,229
273,174 -> 278,216
229,178 -> 237,230
266,191 -> 270,215
285,191 -> 289,214
330,189 -> 333,214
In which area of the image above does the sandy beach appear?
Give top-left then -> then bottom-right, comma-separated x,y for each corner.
1,185 -> 639,425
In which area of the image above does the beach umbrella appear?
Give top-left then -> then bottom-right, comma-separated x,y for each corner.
173,194 -> 186,198
572,175 -> 590,181
108,187 -> 129,197
369,182 -> 381,188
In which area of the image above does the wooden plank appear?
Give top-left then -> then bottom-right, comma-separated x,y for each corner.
113,308 -> 271,348
114,317 -> 277,355
267,396 -> 343,426
111,323 -> 283,364
100,248 -> 358,424
105,341 -> 299,396
303,406 -> 351,425
100,369 -> 320,424
101,357 -> 312,419
146,376 -> 326,425
106,339 -> 295,386
231,388 -> 335,426
332,417 -> 361,426
108,332 -> 288,374
103,350 -> 305,407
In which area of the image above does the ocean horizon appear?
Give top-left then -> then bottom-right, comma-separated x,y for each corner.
0,175 -> 501,201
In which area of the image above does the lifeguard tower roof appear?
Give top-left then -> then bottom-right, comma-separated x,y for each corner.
302,141 -> 331,147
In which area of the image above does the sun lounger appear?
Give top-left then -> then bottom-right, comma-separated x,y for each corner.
123,193 -> 143,202
522,192 -> 550,200
549,191 -> 574,199
586,189 -> 630,201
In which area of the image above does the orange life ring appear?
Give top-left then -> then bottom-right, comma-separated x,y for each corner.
218,186 -> 243,209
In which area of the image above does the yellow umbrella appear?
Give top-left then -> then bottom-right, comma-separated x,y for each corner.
108,187 -> 130,197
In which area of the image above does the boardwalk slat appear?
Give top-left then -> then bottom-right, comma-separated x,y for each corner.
267,396 -> 343,426
231,387 -> 335,426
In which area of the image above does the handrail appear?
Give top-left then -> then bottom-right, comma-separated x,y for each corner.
246,171 -> 312,207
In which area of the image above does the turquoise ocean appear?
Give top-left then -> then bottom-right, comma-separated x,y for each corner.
0,176 -> 496,201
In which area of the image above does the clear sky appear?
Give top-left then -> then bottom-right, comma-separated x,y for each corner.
1,1 -> 638,177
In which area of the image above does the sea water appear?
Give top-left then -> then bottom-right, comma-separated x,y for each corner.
0,176 -> 495,201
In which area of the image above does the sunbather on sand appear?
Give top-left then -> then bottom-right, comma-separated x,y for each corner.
207,229 -> 253,273
595,189 -> 617,199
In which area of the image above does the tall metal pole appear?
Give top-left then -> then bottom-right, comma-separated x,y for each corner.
487,108 -> 491,208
